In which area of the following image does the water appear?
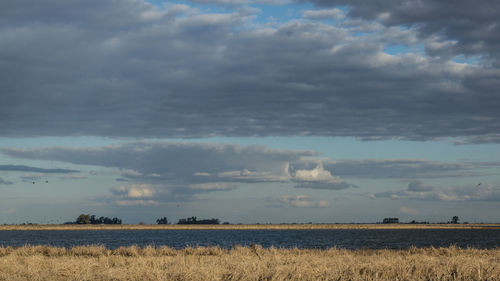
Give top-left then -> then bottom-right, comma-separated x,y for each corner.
0,229 -> 498,249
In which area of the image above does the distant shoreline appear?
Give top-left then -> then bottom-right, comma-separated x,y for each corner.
1,223 -> 499,231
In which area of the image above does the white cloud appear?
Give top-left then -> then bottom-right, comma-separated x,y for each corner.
218,168 -> 290,182
128,186 -> 155,198
115,200 -> 158,206
437,192 -> 460,201
109,184 -> 161,206
111,184 -> 156,199
188,182 -> 236,191
290,163 -> 355,190
277,195 -> 330,208
119,169 -> 143,177
292,163 -> 341,183
194,172 -> 211,177
399,207 -> 419,215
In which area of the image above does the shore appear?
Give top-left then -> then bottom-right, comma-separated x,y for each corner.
0,245 -> 498,280
0,223 -> 499,231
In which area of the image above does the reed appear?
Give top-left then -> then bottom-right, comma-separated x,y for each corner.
0,245 -> 498,280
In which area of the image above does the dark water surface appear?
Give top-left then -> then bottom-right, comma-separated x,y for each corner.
0,229 -> 498,249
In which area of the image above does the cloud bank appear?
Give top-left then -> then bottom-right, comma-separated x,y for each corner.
306,0 -> 500,63
0,142 -> 354,204
3,141 -> 492,204
0,165 -> 78,174
0,0 -> 499,142
374,181 -> 500,202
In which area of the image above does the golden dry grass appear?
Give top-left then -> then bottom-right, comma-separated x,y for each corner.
0,245 -> 498,280
1,223 -> 499,231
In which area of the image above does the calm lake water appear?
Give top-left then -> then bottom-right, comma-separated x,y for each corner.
0,229 -> 498,249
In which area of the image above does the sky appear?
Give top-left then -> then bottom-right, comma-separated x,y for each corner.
1,0 -> 500,224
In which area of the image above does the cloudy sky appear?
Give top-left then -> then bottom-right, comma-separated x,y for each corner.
1,0 -> 499,224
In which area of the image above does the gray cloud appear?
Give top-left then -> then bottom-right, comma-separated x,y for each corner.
186,0 -> 291,5
0,0 -> 499,142
453,134 -> 500,145
115,178 -> 129,182
294,181 -> 354,190
1,142 -> 484,187
0,178 -> 13,185
322,159 -> 478,179
408,180 -> 433,192
270,195 -> 330,208
3,141 -> 495,205
20,174 -> 46,182
302,8 -> 344,20
1,142 -> 314,182
0,142 -> 357,202
306,0 -> 500,63
0,164 -> 78,174
375,181 -> 500,202
60,174 -> 87,180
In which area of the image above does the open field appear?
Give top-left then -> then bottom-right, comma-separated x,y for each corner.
0,245 -> 498,280
1,223 -> 499,231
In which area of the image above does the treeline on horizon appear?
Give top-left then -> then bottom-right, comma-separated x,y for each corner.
68,215 -> 222,225
176,216 -> 220,225
67,214 -> 123,225
13,214 -> 469,226
157,216 -> 222,225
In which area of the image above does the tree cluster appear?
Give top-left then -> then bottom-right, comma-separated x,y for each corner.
75,214 -> 122,225
177,216 -> 220,225
156,217 -> 168,224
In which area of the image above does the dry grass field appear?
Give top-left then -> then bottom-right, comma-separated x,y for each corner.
1,223 -> 499,231
0,245 -> 498,280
